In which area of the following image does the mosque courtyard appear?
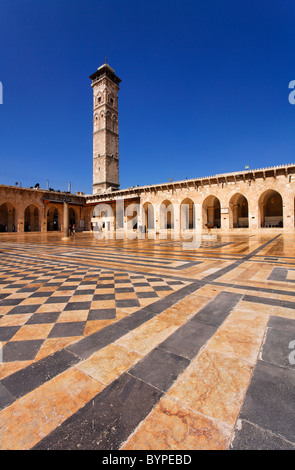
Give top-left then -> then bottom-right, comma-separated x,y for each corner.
0,231 -> 294,450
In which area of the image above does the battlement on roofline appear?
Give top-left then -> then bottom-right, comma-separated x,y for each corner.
1,161 -> 294,233
0,162 -> 294,202
85,162 -> 295,202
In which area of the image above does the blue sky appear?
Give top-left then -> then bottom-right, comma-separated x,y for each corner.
0,0 -> 294,194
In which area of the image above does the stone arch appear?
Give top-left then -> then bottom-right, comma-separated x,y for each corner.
105,110 -> 112,129
160,200 -> 174,231
24,204 -> 40,232
0,202 -> 16,232
259,189 -> 283,228
142,202 -> 155,232
229,193 -> 249,228
125,202 -> 139,231
202,195 -> 221,229
94,113 -> 99,131
46,205 -> 60,231
180,198 -> 195,230
93,203 -> 114,232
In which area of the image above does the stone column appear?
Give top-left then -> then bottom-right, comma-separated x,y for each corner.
283,195 -> 294,231
62,202 -> 69,239
137,203 -> 145,239
248,202 -> 259,231
155,206 -> 161,235
16,211 -> 24,233
194,203 -> 202,235
173,203 -> 180,239
220,207 -> 230,231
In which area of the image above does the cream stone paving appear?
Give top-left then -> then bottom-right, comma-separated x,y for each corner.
0,232 -> 294,450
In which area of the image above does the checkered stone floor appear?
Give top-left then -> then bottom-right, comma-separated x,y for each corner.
1,232 -> 295,451
0,255 -> 188,365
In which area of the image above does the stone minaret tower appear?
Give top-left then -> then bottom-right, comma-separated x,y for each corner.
90,61 -> 121,194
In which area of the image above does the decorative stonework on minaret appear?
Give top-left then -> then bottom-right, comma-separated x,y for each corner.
90,61 -> 121,194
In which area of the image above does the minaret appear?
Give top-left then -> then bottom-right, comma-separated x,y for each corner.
90,60 -> 121,194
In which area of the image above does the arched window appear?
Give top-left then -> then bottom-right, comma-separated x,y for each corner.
25,205 -> 40,232
180,198 -> 195,230
259,190 -> 283,228
202,196 -> 221,229
229,194 -> 249,228
0,203 -> 16,232
160,200 -> 174,231
142,202 -> 155,232
47,206 -> 59,231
